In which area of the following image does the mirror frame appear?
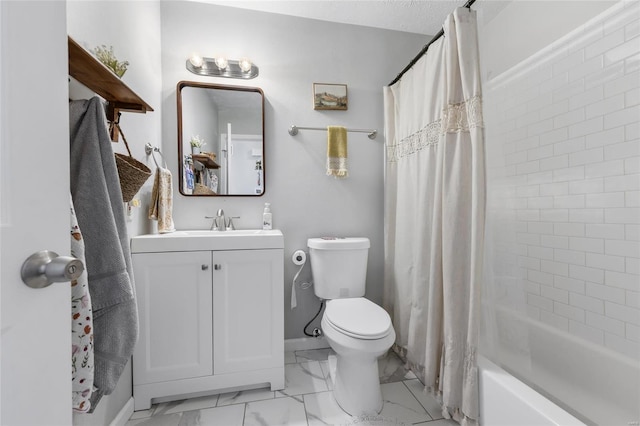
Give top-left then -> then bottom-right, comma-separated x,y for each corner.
177,80 -> 265,197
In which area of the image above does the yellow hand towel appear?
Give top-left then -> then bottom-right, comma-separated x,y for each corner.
327,126 -> 348,178
149,167 -> 176,233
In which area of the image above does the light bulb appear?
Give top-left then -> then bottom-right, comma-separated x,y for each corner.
188,53 -> 203,68
238,58 -> 252,73
214,57 -> 228,70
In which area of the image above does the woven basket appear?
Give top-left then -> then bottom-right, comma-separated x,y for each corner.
193,183 -> 216,195
115,153 -> 151,202
112,122 -> 152,202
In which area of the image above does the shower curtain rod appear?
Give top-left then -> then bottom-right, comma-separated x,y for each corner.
388,0 -> 477,86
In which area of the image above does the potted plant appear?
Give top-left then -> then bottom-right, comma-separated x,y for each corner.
190,135 -> 206,155
92,45 -> 129,78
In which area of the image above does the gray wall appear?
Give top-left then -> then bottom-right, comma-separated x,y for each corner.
160,2 -> 426,339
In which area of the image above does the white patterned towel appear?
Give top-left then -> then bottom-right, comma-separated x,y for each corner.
149,167 -> 176,233
71,196 -> 94,413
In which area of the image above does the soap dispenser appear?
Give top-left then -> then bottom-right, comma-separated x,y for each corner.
262,203 -> 273,230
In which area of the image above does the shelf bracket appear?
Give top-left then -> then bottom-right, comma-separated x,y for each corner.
106,104 -> 121,142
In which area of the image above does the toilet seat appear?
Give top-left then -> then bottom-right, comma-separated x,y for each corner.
324,298 -> 392,340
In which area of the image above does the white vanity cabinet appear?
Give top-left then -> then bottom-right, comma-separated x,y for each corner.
132,251 -> 214,386
130,231 -> 284,411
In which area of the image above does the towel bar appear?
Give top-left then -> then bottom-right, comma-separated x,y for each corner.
288,125 -> 377,140
145,143 -> 167,168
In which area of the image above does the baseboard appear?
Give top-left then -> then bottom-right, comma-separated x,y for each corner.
285,336 -> 329,352
109,397 -> 134,426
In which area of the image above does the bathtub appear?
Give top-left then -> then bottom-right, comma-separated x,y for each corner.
479,356 -> 585,426
479,308 -> 640,426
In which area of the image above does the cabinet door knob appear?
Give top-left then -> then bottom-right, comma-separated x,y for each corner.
202,265 -> 209,270
214,264 -> 222,270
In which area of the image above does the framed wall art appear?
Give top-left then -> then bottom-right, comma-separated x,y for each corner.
313,83 -> 348,110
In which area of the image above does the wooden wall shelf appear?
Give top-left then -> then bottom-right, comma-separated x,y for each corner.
192,154 -> 220,169
68,36 -> 153,140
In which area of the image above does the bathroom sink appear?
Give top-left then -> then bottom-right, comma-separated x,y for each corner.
131,229 -> 284,253
173,229 -> 268,237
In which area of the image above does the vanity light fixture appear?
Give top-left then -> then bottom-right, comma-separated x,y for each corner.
188,53 -> 203,68
214,56 -> 228,70
238,58 -> 252,73
186,53 -> 259,79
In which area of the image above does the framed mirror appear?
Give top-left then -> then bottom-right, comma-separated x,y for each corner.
177,81 -> 265,196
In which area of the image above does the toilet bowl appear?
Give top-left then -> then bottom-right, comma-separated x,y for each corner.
307,237 -> 396,416
321,297 -> 396,416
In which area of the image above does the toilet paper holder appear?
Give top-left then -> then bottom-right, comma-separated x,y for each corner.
292,250 -> 306,265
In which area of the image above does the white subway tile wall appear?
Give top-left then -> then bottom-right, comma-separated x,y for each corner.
485,2 -> 640,359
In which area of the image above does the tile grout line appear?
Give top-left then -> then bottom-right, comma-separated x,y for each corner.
400,380 -> 434,422
241,401 -> 248,426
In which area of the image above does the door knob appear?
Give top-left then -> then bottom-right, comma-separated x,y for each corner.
21,250 -> 84,289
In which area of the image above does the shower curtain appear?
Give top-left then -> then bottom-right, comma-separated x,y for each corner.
383,8 -> 485,425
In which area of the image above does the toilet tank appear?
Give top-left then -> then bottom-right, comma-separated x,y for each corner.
307,237 -> 370,299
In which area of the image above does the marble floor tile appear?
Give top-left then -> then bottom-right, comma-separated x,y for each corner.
129,408 -> 155,420
217,388 -> 275,406
304,390 -> 353,426
402,379 -> 443,420
276,361 -> 329,397
128,348 -> 451,426
295,348 -> 335,363
378,351 -> 415,384
244,396 -> 307,426
318,360 -> 334,390
414,419 -> 458,426
305,390 -> 417,426
153,394 -> 219,416
126,413 -> 181,426
178,405 -> 245,426
285,350 -> 298,364
378,382 -> 431,425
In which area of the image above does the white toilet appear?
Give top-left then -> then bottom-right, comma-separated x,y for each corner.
307,237 -> 396,416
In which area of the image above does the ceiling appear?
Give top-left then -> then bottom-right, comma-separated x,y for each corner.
192,0 -> 510,36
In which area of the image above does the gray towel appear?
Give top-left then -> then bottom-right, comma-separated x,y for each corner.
69,97 -> 139,410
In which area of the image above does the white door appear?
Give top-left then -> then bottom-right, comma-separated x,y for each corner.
132,251 -> 213,385
213,249 -> 284,374
0,2 -> 71,425
228,135 -> 263,195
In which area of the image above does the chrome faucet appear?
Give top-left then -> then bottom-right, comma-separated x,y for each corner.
227,216 -> 238,230
205,209 -> 226,231
215,209 -> 226,231
205,209 -> 240,231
